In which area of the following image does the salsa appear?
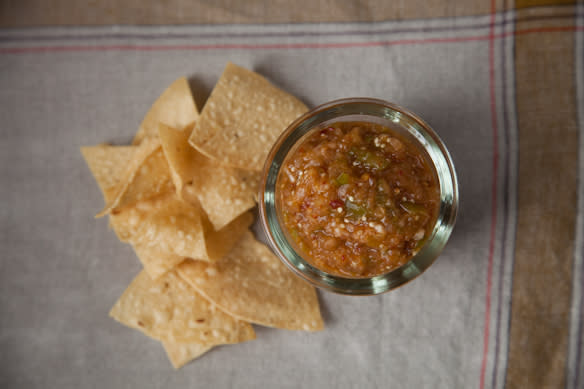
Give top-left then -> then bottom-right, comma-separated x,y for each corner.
277,121 -> 440,277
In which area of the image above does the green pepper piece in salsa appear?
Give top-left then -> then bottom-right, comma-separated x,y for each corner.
400,201 -> 427,215
345,199 -> 366,219
350,148 -> 390,170
335,172 -> 350,185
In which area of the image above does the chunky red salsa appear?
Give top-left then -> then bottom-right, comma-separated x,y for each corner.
277,121 -> 440,277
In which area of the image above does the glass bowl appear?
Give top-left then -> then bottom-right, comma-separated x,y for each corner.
258,98 -> 458,295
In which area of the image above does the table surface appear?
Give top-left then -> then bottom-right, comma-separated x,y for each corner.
1,1 -> 583,389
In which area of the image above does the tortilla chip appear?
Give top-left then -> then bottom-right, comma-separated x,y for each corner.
130,211 -> 253,280
95,138 -> 163,217
109,270 -> 256,344
159,123 -> 259,230
182,172 -> 259,231
82,143 -> 177,241
133,77 -> 199,145
202,211 -> 254,262
188,62 -> 308,171
157,123 -> 196,194
132,244 -> 187,280
115,149 -> 174,209
110,207 -> 148,242
129,197 -> 207,260
109,194 -> 174,242
161,341 -> 213,369
81,145 -> 136,203
177,232 -> 324,331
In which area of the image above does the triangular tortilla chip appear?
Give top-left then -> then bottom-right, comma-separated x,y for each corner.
157,123 -> 196,194
81,145 -> 136,204
132,244 -> 187,280
188,62 -> 308,171
129,197 -> 207,260
133,77 -> 199,145
95,138 -> 163,217
130,208 -> 253,281
178,232 -> 324,331
202,211 -> 254,262
122,190 -> 253,278
110,206 -> 149,242
109,194 -> 174,242
159,123 -> 259,229
161,341 -> 213,369
109,270 -> 256,344
117,148 -> 174,207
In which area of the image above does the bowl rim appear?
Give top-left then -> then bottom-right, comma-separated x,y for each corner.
258,97 -> 459,295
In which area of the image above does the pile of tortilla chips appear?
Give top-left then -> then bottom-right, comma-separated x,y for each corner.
81,63 -> 323,369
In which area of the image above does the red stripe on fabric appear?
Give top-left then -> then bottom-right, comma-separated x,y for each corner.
0,26 -> 582,54
480,2 -> 499,389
